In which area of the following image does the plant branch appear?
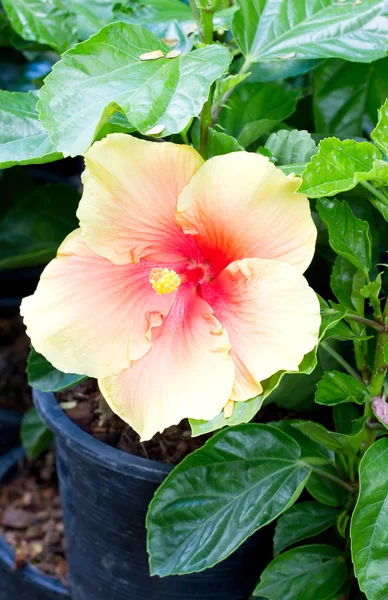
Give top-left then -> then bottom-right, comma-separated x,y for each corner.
360,180 -> 388,206
198,9 -> 214,158
344,312 -> 386,332
368,298 -> 388,397
308,465 -> 355,493
320,341 -> 363,383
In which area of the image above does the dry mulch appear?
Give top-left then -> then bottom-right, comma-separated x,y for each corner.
0,450 -> 67,582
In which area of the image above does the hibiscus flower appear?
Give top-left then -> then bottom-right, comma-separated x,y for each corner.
21,134 -> 320,440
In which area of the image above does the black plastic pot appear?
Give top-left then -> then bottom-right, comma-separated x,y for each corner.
0,446 -> 70,600
0,409 -> 23,456
34,389 -> 270,600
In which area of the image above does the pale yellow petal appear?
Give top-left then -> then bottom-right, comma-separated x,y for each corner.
78,133 -> 204,265
177,152 -> 316,275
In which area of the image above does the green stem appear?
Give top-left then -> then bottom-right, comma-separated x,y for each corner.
360,180 -> 388,206
344,313 -> 385,332
308,465 -> 355,493
211,58 -> 252,125
320,341 -> 363,383
198,9 -> 214,159
368,298 -> 388,397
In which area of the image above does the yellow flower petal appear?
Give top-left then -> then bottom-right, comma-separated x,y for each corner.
177,152 -> 316,276
78,134 -> 203,265
21,230 -> 177,378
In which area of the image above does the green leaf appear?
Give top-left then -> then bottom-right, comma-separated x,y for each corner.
360,274 -> 382,300
371,97 -> 388,157
147,424 -> 311,576
219,82 -> 300,147
268,421 -> 334,466
351,437 -> 388,600
70,0 -> 114,40
315,371 -> 369,406
319,296 -> 347,335
317,198 -> 371,275
313,58 -> 388,137
38,23 -> 232,157
253,545 -> 347,600
246,58 -> 322,83
213,71 -> 250,115
306,464 -> 348,507
0,184 -> 79,269
20,407 -> 53,459
292,419 -> 366,456
2,0 -> 77,53
279,163 -> 307,176
299,138 -> 380,198
208,129 -> 244,158
0,90 -> 61,168
264,129 -> 317,166
333,403 -> 362,435
233,0 -> 388,64
331,257 -> 358,311
273,502 -> 340,555
27,347 -> 86,392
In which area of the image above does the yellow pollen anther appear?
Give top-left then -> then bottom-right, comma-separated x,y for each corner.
149,268 -> 181,295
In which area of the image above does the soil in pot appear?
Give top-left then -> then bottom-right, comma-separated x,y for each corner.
57,378 -> 307,463
0,449 -> 68,585
57,378 -> 212,464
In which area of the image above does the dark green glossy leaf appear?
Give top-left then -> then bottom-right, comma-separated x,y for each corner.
38,23 -> 231,156
0,91 -> 61,168
299,138 -> 381,198
306,464 -> 348,508
2,0 -> 77,53
351,437 -> 388,600
313,58 -> 388,137
208,129 -> 244,157
371,97 -> 388,157
333,403 -> 362,435
20,407 -> 53,459
264,129 -> 317,166
27,347 -> 86,392
293,419 -> 366,456
253,545 -> 347,600
315,371 -> 369,406
0,184 -> 79,269
317,198 -> 371,274
273,502 -> 340,555
233,0 -> 388,64
147,424 -> 311,576
219,82 -> 300,147
331,256 -> 358,311
269,420 -> 334,465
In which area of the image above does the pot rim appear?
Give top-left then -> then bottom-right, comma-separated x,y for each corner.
0,447 -> 70,598
33,389 -> 172,482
